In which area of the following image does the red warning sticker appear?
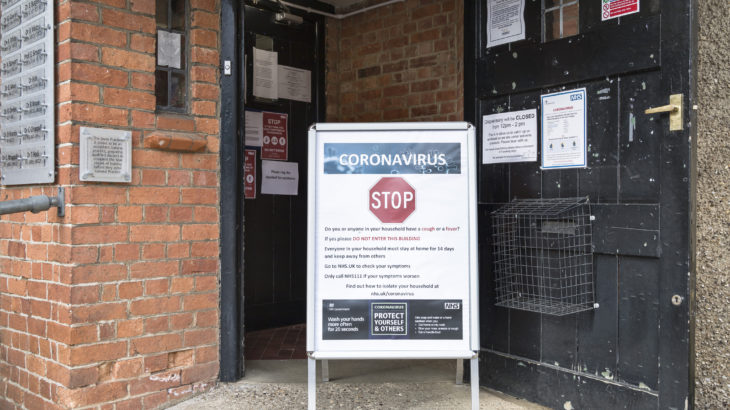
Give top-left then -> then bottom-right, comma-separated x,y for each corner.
601,0 -> 640,21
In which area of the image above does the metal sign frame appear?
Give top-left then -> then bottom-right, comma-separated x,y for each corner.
306,122 -> 480,409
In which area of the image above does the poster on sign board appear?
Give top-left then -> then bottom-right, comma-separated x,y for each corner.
307,123 -> 479,359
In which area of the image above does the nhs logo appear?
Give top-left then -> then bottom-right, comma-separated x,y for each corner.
570,93 -> 583,101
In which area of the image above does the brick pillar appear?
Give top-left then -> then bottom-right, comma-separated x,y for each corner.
1,1 -> 222,408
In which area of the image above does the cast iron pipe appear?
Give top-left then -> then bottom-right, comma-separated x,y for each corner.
0,187 -> 65,217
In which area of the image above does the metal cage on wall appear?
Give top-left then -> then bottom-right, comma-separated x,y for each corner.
491,197 -> 595,316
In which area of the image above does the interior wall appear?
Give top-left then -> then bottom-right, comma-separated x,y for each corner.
696,1 -> 730,408
325,0 -> 464,122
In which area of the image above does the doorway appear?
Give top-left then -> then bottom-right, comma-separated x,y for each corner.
239,2 -> 325,360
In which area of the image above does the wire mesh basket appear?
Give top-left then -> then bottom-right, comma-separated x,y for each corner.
491,197 -> 595,316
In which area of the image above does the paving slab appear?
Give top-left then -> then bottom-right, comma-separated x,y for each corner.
169,359 -> 546,409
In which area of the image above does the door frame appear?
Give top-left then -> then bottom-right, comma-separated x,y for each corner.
219,0 -> 330,381
464,0 -> 698,407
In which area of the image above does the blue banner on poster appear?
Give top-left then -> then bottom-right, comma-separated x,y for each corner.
323,143 -> 461,175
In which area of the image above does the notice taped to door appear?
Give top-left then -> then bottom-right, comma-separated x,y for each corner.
307,123 -> 479,359
541,88 -> 587,169
486,0 -> 526,48
482,109 -> 537,164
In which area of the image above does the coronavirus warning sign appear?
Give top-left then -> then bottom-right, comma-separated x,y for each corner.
261,112 -> 288,160
307,123 -> 479,359
601,0 -> 639,21
244,149 -> 256,199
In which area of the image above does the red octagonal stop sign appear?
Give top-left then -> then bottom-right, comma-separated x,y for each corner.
369,177 -> 416,223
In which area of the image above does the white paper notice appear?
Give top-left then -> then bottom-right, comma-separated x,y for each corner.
278,65 -> 312,103
253,48 -> 278,99
487,0 -> 526,48
261,160 -> 298,195
482,109 -> 537,164
157,30 -> 181,69
541,88 -> 587,169
245,110 -> 263,146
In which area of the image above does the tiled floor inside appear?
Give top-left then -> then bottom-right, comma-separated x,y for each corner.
244,323 -> 307,360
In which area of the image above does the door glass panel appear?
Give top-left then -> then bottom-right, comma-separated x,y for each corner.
170,72 -> 186,108
545,9 -> 561,41
256,34 -> 274,51
544,0 -> 579,41
155,70 -> 168,106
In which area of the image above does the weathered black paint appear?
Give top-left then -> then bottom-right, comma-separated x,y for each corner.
219,0 -> 242,382
466,0 -> 697,407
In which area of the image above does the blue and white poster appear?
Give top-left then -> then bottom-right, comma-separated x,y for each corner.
541,88 -> 587,169
307,123 -> 479,358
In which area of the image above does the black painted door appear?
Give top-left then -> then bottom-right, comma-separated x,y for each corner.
466,1 -> 696,408
242,4 -> 323,331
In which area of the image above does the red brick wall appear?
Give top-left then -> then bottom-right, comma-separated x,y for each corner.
0,1 -> 221,408
325,0 -> 464,122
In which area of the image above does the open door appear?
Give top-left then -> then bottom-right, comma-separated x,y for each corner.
241,3 -> 324,333
466,1 -> 696,408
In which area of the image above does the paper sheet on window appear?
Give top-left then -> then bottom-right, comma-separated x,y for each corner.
486,0 -> 526,48
261,160 -> 299,195
157,30 -> 181,69
245,110 -> 263,146
278,65 -> 311,103
253,48 -> 278,99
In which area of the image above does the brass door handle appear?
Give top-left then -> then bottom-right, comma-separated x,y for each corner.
644,94 -> 683,131
645,104 -> 679,114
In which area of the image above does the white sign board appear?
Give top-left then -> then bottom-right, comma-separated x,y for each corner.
157,30 -> 181,69
261,160 -> 298,195
0,0 -> 55,185
482,109 -> 537,164
601,0 -> 640,21
278,65 -> 311,103
541,88 -> 587,169
487,0 -> 526,48
79,127 -> 132,183
253,47 -> 278,100
244,110 -> 263,146
307,123 -> 479,360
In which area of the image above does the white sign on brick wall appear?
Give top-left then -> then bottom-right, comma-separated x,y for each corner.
79,127 -> 133,183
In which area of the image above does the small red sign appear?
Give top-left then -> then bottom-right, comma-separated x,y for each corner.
369,177 -> 416,223
601,0 -> 639,21
244,149 -> 256,199
261,112 -> 288,160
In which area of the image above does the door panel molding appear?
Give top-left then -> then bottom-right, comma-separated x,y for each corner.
478,16 -> 661,97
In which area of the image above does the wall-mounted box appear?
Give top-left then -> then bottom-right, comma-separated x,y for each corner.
491,197 -> 595,316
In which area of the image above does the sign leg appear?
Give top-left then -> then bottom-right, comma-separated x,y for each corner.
470,357 -> 479,410
308,358 -> 316,410
322,359 -> 330,382
455,359 -> 464,385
